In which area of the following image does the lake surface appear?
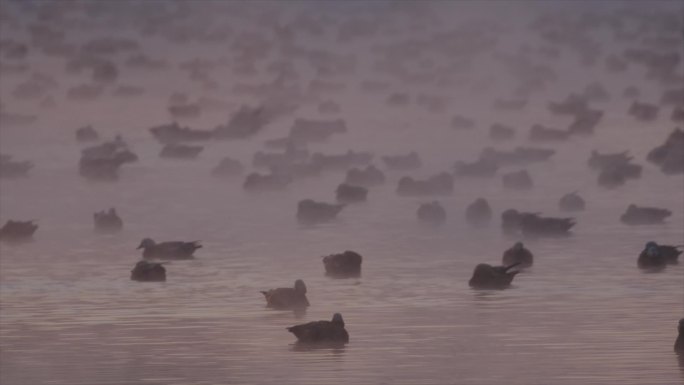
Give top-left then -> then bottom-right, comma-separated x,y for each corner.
1,1 -> 683,384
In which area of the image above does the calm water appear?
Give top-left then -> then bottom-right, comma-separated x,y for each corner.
1,1 -> 683,384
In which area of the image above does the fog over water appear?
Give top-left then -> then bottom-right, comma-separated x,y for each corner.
1,1 -> 683,384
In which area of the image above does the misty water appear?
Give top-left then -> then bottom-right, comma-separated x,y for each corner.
1,1 -> 683,384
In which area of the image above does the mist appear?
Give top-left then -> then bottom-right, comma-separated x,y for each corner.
1,1 -> 683,384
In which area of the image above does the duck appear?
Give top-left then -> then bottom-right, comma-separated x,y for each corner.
559,192 -> 586,212
417,201 -> 447,225
297,199 -> 345,224
469,263 -> 520,289
335,183 -> 368,204
93,208 -> 123,232
130,260 -> 166,282
75,125 -> 99,142
211,157 -> 244,178
243,172 -> 291,192
0,154 -> 33,178
646,128 -> 684,175
382,152 -> 422,170
159,143 -> 203,159
620,205 -> 671,225
137,238 -> 201,260
345,165 -> 386,187
502,170 -> 533,190
637,241 -> 681,269
0,220 -> 38,243
502,242 -> 534,267
454,158 -> 498,178
323,251 -> 362,278
465,198 -> 492,226
675,319 -> 684,354
287,313 -> 349,344
502,209 -> 574,237
396,172 -> 454,196
261,279 -> 310,310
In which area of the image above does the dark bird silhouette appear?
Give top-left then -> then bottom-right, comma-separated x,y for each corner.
323,251 -> 362,278
502,210 -> 574,237
93,208 -> 123,233
261,279 -> 310,310
620,205 -> 671,225
137,238 -> 201,260
637,241 -> 681,269
465,198 -> 492,226
559,192 -> 585,212
130,260 -> 166,282
0,220 -> 38,243
675,319 -> 684,354
417,201 -> 447,225
297,199 -> 344,224
469,263 -> 520,290
287,313 -> 349,344
502,242 -> 534,267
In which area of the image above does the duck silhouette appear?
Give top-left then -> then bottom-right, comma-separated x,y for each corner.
93,208 -> 123,232
466,198 -> 492,226
502,242 -> 534,267
0,220 -> 38,243
559,192 -> 586,212
137,238 -> 201,260
638,241 -> 681,269
287,313 -> 349,344
621,205 -> 671,225
469,263 -> 520,289
417,201 -> 447,225
676,319 -> 684,354
323,251 -> 362,278
297,199 -> 345,224
130,260 -> 166,282
261,279 -> 310,310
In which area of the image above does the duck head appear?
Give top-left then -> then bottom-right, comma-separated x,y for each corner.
679,319 -> 684,335
332,313 -> 345,327
294,279 -> 307,294
137,238 -> 156,249
645,243 -> 659,258
513,242 -> 524,251
644,241 -> 658,249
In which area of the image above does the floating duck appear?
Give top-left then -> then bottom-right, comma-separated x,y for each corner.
323,251 -> 362,278
465,198 -> 492,226
336,184 -> 368,204
261,279 -> 310,310
502,209 -> 574,237
559,192 -> 586,212
417,201 -> 447,225
130,260 -> 166,282
620,205 -> 671,225
137,238 -> 201,260
637,241 -> 681,269
345,165 -> 386,187
297,199 -> 344,224
94,208 -> 123,233
469,263 -> 520,289
502,242 -> 534,267
676,319 -> 684,354
287,313 -> 349,344
0,220 -> 38,243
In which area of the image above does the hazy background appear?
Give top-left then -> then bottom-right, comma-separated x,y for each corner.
1,1 -> 683,384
